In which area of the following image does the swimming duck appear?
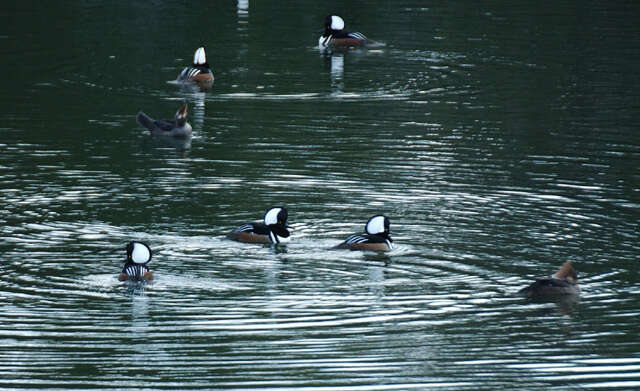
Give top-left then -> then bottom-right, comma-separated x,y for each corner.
177,47 -> 214,89
227,207 -> 291,244
118,241 -> 153,282
136,103 -> 192,137
334,215 -> 393,251
517,261 -> 580,298
318,15 -> 369,49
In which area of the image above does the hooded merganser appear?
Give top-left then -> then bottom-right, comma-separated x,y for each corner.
517,261 -> 580,298
227,207 -> 291,244
177,47 -> 214,89
318,15 -> 369,49
334,215 -> 393,252
118,241 -> 153,282
136,103 -> 192,137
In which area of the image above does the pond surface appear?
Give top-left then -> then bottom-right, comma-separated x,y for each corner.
1,1 -> 639,390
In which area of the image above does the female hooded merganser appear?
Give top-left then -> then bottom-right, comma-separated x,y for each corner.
177,47 -> 214,89
318,15 -> 369,49
334,215 -> 393,252
118,241 -> 153,282
227,207 -> 291,244
517,261 -> 580,298
136,103 -> 192,137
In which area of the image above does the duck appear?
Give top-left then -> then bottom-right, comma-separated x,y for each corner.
136,103 -> 192,137
227,207 -> 291,244
118,241 -> 153,282
177,47 -> 214,89
517,261 -> 580,298
318,15 -> 369,49
334,215 -> 393,252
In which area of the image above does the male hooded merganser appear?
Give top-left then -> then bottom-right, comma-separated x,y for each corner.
118,241 -> 153,282
227,207 -> 291,244
318,15 -> 369,49
517,261 -> 580,298
334,215 -> 393,252
177,47 -> 214,88
136,103 -> 192,137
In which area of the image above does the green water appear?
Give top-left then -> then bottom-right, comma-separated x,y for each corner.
1,1 -> 639,390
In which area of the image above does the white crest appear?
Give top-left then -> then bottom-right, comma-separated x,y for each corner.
264,207 -> 282,225
330,15 -> 345,30
365,215 -> 386,235
131,242 -> 151,264
193,47 -> 206,65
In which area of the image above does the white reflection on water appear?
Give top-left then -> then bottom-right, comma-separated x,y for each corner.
329,53 -> 344,95
237,0 -> 248,16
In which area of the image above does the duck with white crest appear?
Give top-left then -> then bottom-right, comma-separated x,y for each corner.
177,47 -> 214,89
334,215 -> 393,252
318,15 -> 373,50
227,207 -> 291,244
118,241 -> 153,282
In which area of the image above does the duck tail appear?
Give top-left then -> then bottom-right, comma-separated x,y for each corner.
552,261 -> 574,279
136,111 -> 154,131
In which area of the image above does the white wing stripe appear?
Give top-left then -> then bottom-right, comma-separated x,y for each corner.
349,32 -> 367,40
233,224 -> 254,233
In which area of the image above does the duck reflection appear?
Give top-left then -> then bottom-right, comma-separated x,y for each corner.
143,134 -> 192,152
330,53 -> 344,94
322,52 -> 344,95
125,293 -> 153,366
237,0 -> 248,17
526,293 -> 581,316
368,266 -> 385,299
188,92 -> 206,131
129,294 -> 149,334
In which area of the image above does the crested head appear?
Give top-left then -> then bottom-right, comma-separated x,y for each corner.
193,47 -> 207,65
264,207 -> 288,226
552,261 -> 577,282
126,241 -> 152,264
365,215 -> 390,235
175,104 -> 188,120
324,15 -> 345,32
331,15 -> 345,30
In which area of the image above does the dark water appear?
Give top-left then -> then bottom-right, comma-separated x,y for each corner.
1,1 -> 639,390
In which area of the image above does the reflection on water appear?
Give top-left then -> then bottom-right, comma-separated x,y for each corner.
328,52 -> 344,94
237,0 -> 248,17
1,1 -> 640,390
188,91 -> 206,130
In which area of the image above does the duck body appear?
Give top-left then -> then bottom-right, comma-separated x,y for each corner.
136,104 -> 192,137
335,233 -> 392,252
517,261 -> 579,298
177,47 -> 214,89
319,15 -> 369,49
227,207 -> 291,244
120,263 -> 152,282
334,215 -> 393,252
118,241 -> 154,282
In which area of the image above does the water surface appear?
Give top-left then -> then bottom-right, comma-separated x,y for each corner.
1,1 -> 639,390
